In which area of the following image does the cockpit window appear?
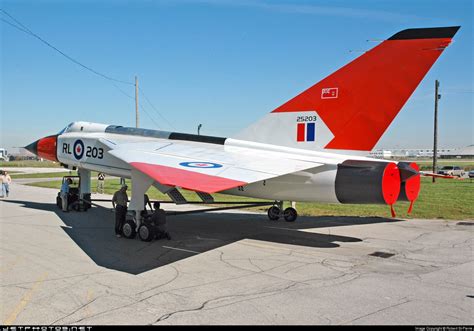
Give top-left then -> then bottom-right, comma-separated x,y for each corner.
58,123 -> 74,135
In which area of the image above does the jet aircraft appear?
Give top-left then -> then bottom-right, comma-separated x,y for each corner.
25,27 -> 460,240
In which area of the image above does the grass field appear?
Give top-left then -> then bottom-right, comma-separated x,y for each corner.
11,171 -> 80,179
0,160 -> 61,168
28,176 -> 474,220
2,171 -> 20,174
412,159 -> 474,172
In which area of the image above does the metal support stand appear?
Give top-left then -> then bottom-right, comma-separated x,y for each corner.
128,169 -> 154,229
78,168 -> 91,211
276,200 -> 284,212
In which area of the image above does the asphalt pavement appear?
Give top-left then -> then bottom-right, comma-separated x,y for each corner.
0,182 -> 472,325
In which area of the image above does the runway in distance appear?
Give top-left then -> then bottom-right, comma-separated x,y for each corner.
26,26 -> 460,226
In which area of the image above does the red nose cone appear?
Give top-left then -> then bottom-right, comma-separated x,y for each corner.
37,135 -> 58,161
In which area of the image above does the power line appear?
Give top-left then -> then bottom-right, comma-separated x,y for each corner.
1,17 -> 30,34
1,8 -> 175,131
109,79 -> 164,130
1,8 -> 37,36
111,82 -> 135,100
113,80 -> 165,129
139,103 -> 162,130
139,86 -> 176,130
0,8 -> 133,85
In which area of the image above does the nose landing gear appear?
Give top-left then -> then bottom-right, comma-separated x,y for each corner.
122,219 -> 137,239
138,223 -> 155,242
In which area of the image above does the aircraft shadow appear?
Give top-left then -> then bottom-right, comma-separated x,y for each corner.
2,199 -> 403,275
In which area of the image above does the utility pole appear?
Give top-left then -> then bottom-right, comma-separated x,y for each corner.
135,76 -> 139,128
197,124 -> 202,135
432,80 -> 440,183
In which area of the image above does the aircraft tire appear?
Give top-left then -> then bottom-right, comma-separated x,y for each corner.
138,224 -> 155,242
267,206 -> 280,221
283,207 -> 298,222
122,220 -> 137,239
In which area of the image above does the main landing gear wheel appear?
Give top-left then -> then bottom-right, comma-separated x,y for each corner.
138,223 -> 155,242
283,207 -> 298,222
122,220 -> 137,239
267,206 -> 280,221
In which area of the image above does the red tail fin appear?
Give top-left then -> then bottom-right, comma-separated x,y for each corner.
272,26 -> 460,151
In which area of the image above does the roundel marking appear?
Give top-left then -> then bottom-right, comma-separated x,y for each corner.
73,140 -> 85,160
179,162 -> 223,169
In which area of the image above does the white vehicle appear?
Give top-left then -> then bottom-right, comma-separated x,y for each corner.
25,26 -> 459,240
437,166 -> 465,177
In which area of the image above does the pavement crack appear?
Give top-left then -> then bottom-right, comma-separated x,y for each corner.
136,265 -> 180,295
50,297 -> 99,325
153,282 -> 301,324
408,232 -> 431,243
342,299 -> 411,324
248,258 -> 264,272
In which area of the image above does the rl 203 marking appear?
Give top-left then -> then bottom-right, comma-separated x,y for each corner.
179,162 -> 223,169
62,140 -> 104,160
85,146 -> 104,159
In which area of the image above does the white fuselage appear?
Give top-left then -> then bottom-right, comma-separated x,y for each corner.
55,122 -> 386,203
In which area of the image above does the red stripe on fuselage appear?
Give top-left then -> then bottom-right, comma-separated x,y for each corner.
130,162 -> 247,193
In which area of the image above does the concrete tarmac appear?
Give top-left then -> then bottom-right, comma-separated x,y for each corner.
0,183 -> 472,325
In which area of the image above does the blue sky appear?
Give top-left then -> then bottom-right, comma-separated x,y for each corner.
1,0 -> 472,150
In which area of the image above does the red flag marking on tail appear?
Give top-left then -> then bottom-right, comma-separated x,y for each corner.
321,88 -> 338,99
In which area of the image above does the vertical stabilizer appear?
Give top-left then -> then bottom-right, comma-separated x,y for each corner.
234,27 -> 460,153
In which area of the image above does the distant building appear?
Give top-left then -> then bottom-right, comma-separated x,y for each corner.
369,150 -> 392,159
370,148 -> 455,159
7,147 -> 37,161
440,145 -> 474,159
